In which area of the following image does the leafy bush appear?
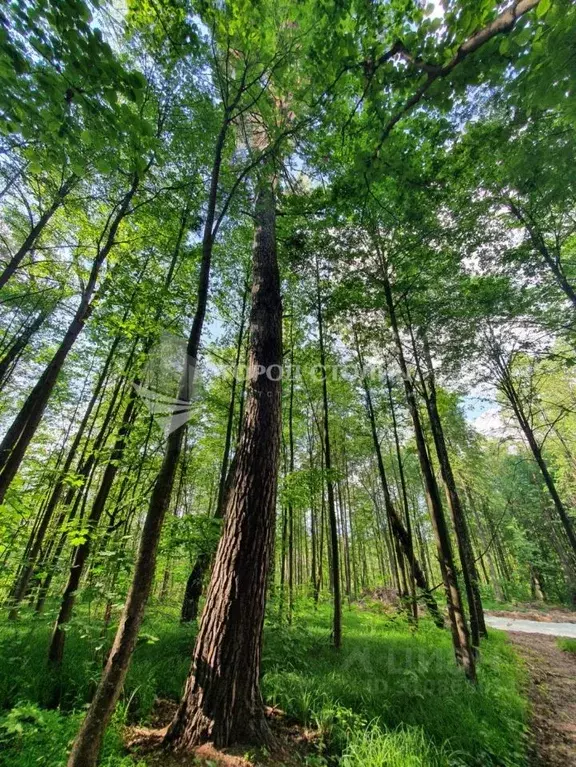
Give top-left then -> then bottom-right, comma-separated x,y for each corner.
0,702 -> 142,767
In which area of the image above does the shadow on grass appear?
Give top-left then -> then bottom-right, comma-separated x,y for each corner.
0,600 -> 528,766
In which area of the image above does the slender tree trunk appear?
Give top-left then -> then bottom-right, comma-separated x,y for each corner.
0,175 -> 77,291
412,327 -> 486,644
318,462 -> 325,594
386,374 -> 417,621
497,360 -> 576,562
378,253 -> 474,680
0,175 -> 140,503
355,331 -> 444,627
0,309 -> 49,390
316,260 -> 341,649
287,314 -> 295,623
7,326 -> 123,617
507,200 -> 576,310
164,179 -> 282,750
337,479 -> 352,602
47,388 -> 140,669
278,500 -> 287,614
65,118 -> 229,767
308,424 -> 320,603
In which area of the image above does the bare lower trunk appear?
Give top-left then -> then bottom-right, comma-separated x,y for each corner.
8,337 -> 117,618
355,331 -> 444,628
165,181 -> 281,751
413,328 -> 486,644
47,391 -> 139,669
316,259 -> 341,649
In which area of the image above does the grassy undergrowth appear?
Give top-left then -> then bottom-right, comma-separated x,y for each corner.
557,637 -> 576,654
0,600 -> 528,766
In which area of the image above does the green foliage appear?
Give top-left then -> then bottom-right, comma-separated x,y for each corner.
263,605 -> 528,766
0,0 -> 572,763
557,638 -> 576,655
0,702 -> 142,767
0,603 -> 528,767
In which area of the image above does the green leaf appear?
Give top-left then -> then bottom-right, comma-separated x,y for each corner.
537,0 -> 552,17
94,157 -> 112,173
514,27 -> 532,46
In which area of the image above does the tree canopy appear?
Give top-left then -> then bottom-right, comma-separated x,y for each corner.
1,1 -> 575,765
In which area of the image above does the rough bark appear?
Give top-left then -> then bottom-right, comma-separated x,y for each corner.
164,180 -> 281,751
64,119 -> 228,767
180,283 -> 248,623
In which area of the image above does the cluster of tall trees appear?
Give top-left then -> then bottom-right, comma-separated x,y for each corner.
1,0 -> 575,764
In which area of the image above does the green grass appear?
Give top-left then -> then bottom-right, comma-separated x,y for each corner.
0,701 -> 144,767
557,637 -> 576,654
0,599 -> 529,766
263,603 -> 528,766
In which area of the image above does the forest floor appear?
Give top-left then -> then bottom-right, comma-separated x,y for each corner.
506,631 -> 576,766
125,704 -> 320,767
0,600 -> 529,767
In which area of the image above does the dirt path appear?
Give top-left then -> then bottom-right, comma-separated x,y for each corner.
507,632 -> 576,766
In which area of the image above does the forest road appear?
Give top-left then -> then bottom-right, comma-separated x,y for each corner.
484,615 -> 576,637
484,623 -> 576,766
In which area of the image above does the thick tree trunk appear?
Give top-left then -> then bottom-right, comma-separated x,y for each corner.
164,180 -> 282,751
181,283 -> 248,623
